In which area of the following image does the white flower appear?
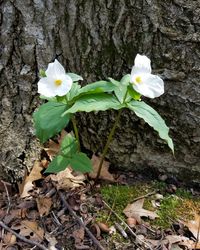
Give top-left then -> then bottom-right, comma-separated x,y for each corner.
38,59 -> 73,97
130,54 -> 164,98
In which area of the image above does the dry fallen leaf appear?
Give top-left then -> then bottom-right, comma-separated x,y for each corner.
36,197 -> 52,216
72,227 -> 85,245
12,220 -> 44,242
44,130 -> 68,160
20,161 -> 43,198
123,198 -> 159,224
89,154 -> 115,182
183,213 -> 200,241
3,232 -> 16,246
50,167 -> 85,190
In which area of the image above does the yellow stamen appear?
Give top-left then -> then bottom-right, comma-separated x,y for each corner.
54,79 -> 62,86
135,76 -> 142,84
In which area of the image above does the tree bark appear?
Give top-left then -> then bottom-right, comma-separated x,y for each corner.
1,0 -> 200,184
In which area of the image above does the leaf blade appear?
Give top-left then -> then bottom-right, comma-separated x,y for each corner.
33,102 -> 70,143
45,155 -> 70,173
69,152 -> 92,173
63,93 -> 123,114
127,101 -> 174,152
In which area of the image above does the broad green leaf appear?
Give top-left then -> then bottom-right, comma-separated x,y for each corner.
69,152 -> 92,173
33,102 -> 70,143
45,155 -> 70,173
127,101 -> 174,152
70,81 -> 116,103
62,93 -> 123,115
66,72 -> 83,82
66,82 -> 81,101
120,74 -> 131,86
61,134 -> 78,156
127,86 -> 141,100
108,78 -> 128,104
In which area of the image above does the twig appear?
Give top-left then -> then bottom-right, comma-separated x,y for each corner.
114,222 -> 128,238
58,191 -> 105,250
2,181 -> 11,214
132,191 -> 157,202
0,221 -> 48,250
103,200 -> 153,250
1,181 -> 12,246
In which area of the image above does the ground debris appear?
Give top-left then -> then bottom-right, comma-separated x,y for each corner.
0,165 -> 199,250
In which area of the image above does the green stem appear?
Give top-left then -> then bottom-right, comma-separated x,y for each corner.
71,116 -> 80,152
95,109 -> 123,181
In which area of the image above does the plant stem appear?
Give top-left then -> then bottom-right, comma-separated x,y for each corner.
71,116 -> 80,151
95,109 -> 122,181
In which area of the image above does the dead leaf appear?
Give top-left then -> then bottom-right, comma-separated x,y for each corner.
12,220 -> 44,242
50,168 -> 85,190
73,227 -> 85,245
123,198 -> 159,224
165,235 -> 200,249
44,130 -> 68,160
45,233 -> 58,250
89,154 -> 115,182
20,161 -> 43,198
3,232 -> 16,246
183,213 -> 200,241
36,197 -> 52,216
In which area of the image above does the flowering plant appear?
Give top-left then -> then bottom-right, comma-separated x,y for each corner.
33,55 -> 173,177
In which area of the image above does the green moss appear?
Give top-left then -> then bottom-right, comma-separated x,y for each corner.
98,182 -> 200,230
154,195 -> 181,228
98,183 -> 155,225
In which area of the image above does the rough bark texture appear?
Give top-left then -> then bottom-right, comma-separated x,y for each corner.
1,0 -> 200,183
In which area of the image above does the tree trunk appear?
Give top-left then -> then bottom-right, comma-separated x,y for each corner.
1,0 -> 200,184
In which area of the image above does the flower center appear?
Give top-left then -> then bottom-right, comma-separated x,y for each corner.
54,79 -> 62,86
135,76 -> 142,84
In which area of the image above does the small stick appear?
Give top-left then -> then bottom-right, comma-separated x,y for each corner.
0,221 -> 48,250
132,191 -> 157,202
1,181 -> 12,246
103,200 -> 153,250
58,191 -> 105,250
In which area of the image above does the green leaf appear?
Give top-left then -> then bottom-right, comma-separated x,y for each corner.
70,81 -> 116,103
45,155 -> 70,173
61,134 -> 78,156
120,74 -> 131,86
69,152 -> 92,173
127,86 -> 141,100
108,78 -> 128,104
66,72 -> 83,82
127,101 -> 174,152
33,102 -> 70,143
63,93 -> 123,115
66,82 -> 81,101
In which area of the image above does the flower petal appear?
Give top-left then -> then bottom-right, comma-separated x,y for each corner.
133,54 -> 151,73
38,78 -> 58,97
133,74 -> 164,98
54,75 -> 73,96
45,59 -> 66,78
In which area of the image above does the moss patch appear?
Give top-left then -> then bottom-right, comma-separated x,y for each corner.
99,182 -> 200,229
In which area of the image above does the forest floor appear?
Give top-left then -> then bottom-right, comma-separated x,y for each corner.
0,155 -> 200,250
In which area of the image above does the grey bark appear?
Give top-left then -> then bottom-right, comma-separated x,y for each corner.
0,0 -> 200,183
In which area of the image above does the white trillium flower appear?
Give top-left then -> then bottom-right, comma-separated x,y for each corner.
130,54 -> 164,98
38,59 -> 73,97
